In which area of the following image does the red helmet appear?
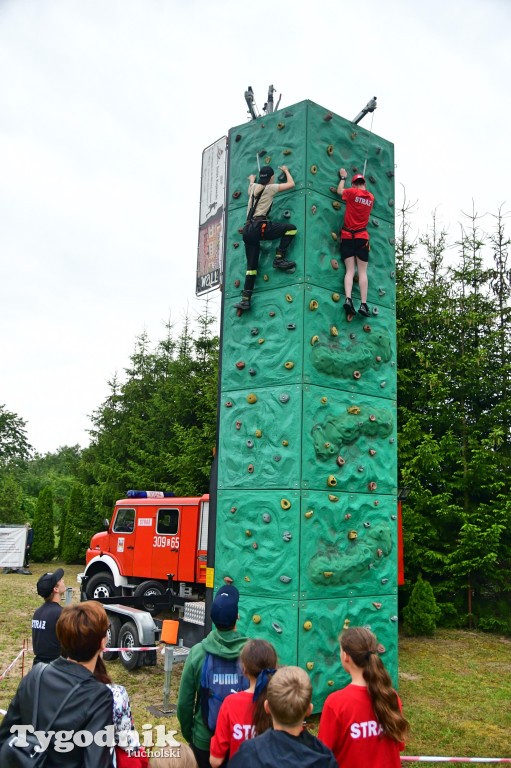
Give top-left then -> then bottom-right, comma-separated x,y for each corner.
352,174 -> 366,184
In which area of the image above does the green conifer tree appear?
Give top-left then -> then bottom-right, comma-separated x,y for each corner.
30,486 -> 55,561
403,574 -> 441,636
62,484 -> 89,563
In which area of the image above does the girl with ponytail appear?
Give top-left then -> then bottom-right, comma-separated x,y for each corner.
209,639 -> 277,766
318,626 -> 409,767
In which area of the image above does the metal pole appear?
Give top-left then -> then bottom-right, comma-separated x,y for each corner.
65,587 -> 73,605
162,647 -> 173,712
352,96 -> 377,125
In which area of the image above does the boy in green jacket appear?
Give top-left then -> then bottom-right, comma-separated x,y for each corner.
177,584 -> 248,768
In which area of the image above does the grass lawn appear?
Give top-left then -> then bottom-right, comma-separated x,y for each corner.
1,562 -> 510,765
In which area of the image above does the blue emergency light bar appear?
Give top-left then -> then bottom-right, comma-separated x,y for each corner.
126,490 -> 176,499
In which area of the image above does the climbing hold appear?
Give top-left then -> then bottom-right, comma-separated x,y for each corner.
233,242 -> 239,248
235,361 -> 245,370
262,513 -> 271,523
369,449 -> 377,456
274,456 -> 281,462
336,456 -> 346,467
303,621 -> 312,630
287,323 -> 296,330
250,327 -> 259,335
331,259 -> 339,270
281,498 -> 291,510
377,549 -> 383,557
391,514 -> 397,520
279,393 -> 290,403
306,662 -> 314,671
368,174 -> 376,184
326,144 -> 334,156
263,274 -> 269,281
225,401 -> 233,408
323,571 -> 333,578
329,185 -> 338,194
391,361 -> 395,367
309,300 -> 319,311
252,542 -> 258,549
369,414 -> 376,422
238,228 -> 244,234
381,578 -> 389,585
376,146 -> 382,154
390,615 -> 398,622
332,201 -> 341,211
332,293 -> 340,302
252,615 -> 261,623
371,219 -> 380,227
321,396 -> 328,404
272,622 -> 283,634
235,134 -> 242,142
234,279 -> 240,288
282,531 -> 292,541
311,335 -> 319,346
348,530 -> 357,540
347,406 -> 360,416
377,644 -> 386,654
265,156 -> 271,164
284,361 -> 294,369
327,475 -> 337,487
324,442 -> 330,448
379,288 -> 386,296
246,439 -> 254,448
284,110 -> 294,117
374,500 -> 379,506
255,429 -> 262,437
277,122 -> 285,130
247,393 -> 257,403
349,333 -> 356,340
248,464 -> 254,474
350,131 -> 358,140
344,513 -> 351,520
310,164 -> 318,174
386,169 -> 395,178
372,306 -> 379,315
389,237 -> 395,246
236,421 -> 242,430
279,575 -> 291,583
232,191 -> 241,199
330,232 -> 338,242
311,205 -> 317,214
343,619 -> 351,629
380,381 -> 387,388
286,294 -> 293,302
269,311 -> 275,317
328,494 -> 339,502
323,112 -> 333,121
353,370 -> 361,379
358,466 -> 365,473
390,270 -> 396,278
373,602 -> 382,610
282,440 -> 288,446
283,210 -> 291,218
376,356 -> 382,362
258,149 -> 266,157
363,324 -> 371,332
283,149 -> 292,155
245,530 -> 252,537
368,482 -> 377,491
258,338 -> 264,345
230,506 -> 237,514
304,510 -> 314,518
244,576 -> 250,581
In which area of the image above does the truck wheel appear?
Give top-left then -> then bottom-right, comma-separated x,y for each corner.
85,572 -> 120,600
134,580 -> 165,616
103,615 -> 122,661
118,621 -> 141,671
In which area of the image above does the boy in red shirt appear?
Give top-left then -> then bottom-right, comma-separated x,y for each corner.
336,169 -> 375,318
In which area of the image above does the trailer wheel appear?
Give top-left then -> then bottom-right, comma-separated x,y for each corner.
85,572 -> 120,600
118,621 -> 141,671
134,580 -> 165,616
103,615 -> 122,661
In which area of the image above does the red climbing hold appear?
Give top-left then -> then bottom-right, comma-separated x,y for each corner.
323,112 -> 333,121
232,191 -> 241,199
353,371 -> 361,379
235,361 -> 245,370
234,279 -> 240,288
236,421 -> 242,430
331,259 -> 339,270
368,481 -> 377,491
363,324 -> 371,332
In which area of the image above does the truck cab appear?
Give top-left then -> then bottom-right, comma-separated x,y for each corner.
79,491 -> 209,604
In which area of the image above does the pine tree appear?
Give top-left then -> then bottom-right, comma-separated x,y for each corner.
403,574 -> 440,636
30,486 -> 55,561
62,484 -> 89,563
0,474 -> 25,524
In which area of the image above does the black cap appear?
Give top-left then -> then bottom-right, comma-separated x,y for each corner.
259,166 -> 274,182
37,568 -> 64,598
210,584 -> 240,629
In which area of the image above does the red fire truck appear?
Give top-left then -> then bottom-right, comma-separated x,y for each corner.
79,491 -> 209,606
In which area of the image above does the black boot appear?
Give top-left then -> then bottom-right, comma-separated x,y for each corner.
358,302 -> 371,317
343,297 -> 355,316
273,254 -> 296,271
234,295 -> 251,311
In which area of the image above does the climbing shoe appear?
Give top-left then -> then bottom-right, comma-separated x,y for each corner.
358,303 -> 371,317
234,297 -> 251,311
343,297 -> 355,315
273,256 -> 296,271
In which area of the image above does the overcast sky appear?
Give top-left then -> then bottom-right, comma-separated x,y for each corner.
0,0 -> 509,455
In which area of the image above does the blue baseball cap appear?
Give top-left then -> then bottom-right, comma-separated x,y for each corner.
210,584 -> 240,629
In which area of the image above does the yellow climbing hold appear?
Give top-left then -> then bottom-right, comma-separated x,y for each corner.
310,164 -> 318,174
348,530 -> 358,540
343,618 -> 351,629
324,571 -> 333,578
255,429 -> 262,438
282,440 -> 289,446
252,615 -> 261,623
265,156 -> 271,164
330,326 -> 338,336
321,396 -> 327,404
303,621 -> 312,630
277,122 -> 285,130
327,144 -> 334,156
347,406 -> 361,415
258,338 -> 265,344
332,293 -> 341,302
324,442 -> 330,448
327,475 -> 337,487
284,361 -> 294,369
332,201 -> 341,210
245,530 -> 252,537
244,576 -> 250,581
281,499 -> 291,510
328,494 -> 339,502
283,149 -> 292,155
306,662 -> 314,670
304,510 -> 314,518
311,335 -> 319,346
331,232 -> 338,241
309,299 -> 319,311
328,680 -> 334,686
247,393 -> 257,404
286,294 -> 293,302
263,274 -> 269,281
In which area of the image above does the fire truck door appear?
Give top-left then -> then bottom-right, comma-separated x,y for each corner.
151,507 -> 181,581
132,508 -> 156,578
111,507 -> 136,574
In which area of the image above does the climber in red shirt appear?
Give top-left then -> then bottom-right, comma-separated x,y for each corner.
336,169 -> 375,318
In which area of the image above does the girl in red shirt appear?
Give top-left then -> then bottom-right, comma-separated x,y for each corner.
318,627 -> 409,768
209,639 -> 277,767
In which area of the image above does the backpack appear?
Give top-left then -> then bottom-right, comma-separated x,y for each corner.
200,652 -> 249,731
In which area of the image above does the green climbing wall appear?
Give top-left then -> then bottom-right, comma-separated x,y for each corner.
215,100 -> 397,712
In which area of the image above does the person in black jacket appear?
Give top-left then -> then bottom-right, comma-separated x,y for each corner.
228,665 -> 337,768
31,567 -> 67,665
24,522 -> 34,569
0,600 -> 114,768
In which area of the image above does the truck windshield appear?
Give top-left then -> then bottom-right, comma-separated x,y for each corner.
113,508 -> 135,533
157,508 -> 179,535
